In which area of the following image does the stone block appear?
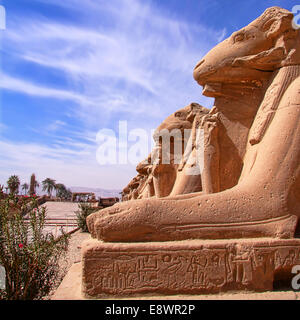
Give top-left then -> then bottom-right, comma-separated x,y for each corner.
81,238 -> 300,298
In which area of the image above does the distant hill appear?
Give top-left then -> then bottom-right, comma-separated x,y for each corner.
69,186 -> 121,199
34,185 -> 121,199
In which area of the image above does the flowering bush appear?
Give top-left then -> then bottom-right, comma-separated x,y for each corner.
0,194 -> 70,300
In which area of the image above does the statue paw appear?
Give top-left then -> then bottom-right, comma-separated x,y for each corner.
88,199 -> 159,242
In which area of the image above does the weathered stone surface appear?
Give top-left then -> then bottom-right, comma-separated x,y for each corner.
122,103 -> 210,201
82,6 -> 300,298
53,262 -> 299,300
82,238 -> 300,298
87,6 -> 300,242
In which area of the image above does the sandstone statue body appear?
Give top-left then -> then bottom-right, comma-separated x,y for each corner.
87,7 -> 300,242
122,103 -> 210,200
82,7 -> 300,298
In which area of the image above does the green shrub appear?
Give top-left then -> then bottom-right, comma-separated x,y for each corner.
0,194 -> 70,300
75,203 -> 98,232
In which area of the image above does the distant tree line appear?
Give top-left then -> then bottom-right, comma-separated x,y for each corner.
2,174 -> 72,200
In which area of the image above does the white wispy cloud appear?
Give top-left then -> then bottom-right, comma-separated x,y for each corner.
0,73 -> 89,104
4,0 -> 219,121
1,0 -> 223,188
0,122 -> 7,132
217,28 -> 228,42
46,120 -> 66,132
0,138 -> 136,189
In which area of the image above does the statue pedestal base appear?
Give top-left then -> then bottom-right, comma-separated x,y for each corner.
81,238 -> 300,298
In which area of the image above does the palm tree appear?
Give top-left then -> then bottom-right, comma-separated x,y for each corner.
42,178 -> 56,198
55,184 -> 72,201
7,175 -> 20,195
65,188 -> 72,201
21,183 -> 29,195
55,183 -> 66,198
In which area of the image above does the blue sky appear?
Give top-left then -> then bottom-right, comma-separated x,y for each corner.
0,0 -> 297,190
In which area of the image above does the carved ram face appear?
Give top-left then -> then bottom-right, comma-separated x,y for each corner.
193,7 -> 299,96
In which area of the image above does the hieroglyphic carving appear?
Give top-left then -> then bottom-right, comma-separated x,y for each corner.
82,239 -> 300,297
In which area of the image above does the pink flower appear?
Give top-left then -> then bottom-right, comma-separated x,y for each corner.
18,243 -> 24,249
